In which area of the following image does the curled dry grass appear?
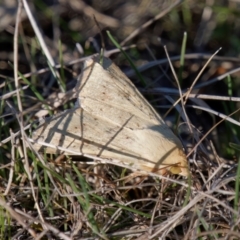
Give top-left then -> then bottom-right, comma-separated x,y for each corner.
1,0 -> 240,239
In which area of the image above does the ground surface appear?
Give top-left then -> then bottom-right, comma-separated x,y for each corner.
1,1 -> 240,239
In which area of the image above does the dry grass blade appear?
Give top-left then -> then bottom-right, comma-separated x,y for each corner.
187,107 -> 240,158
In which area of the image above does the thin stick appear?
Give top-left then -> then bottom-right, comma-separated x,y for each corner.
163,46 -> 192,132
187,107 -> 240,158
120,0 -> 183,45
184,48 -> 222,104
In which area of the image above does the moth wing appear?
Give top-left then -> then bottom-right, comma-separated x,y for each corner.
75,56 -> 164,124
32,107 -> 188,176
32,55 -> 188,176
32,107 -> 146,158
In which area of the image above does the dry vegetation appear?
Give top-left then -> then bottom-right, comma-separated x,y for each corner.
1,0 -> 240,239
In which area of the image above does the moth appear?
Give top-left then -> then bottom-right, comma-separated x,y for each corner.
32,55 -> 188,176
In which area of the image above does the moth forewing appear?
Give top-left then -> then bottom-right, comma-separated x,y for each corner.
76,56 -> 163,123
32,55 -> 189,177
32,107 -> 188,176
